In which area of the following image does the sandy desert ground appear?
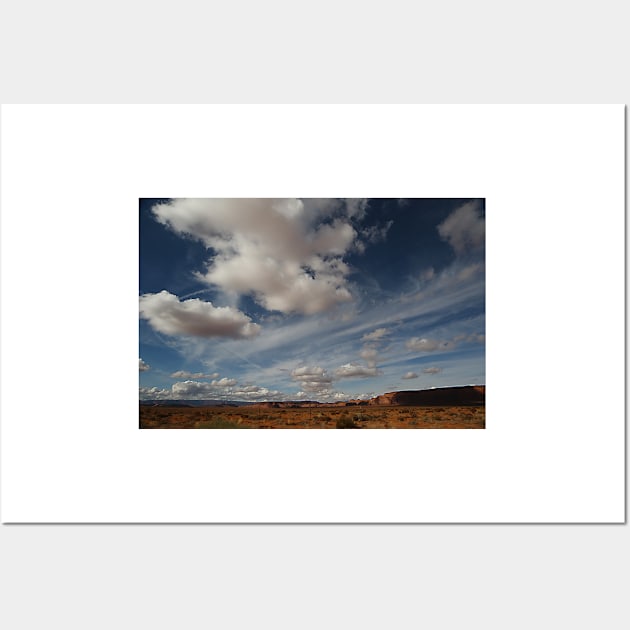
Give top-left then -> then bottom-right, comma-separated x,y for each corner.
139,404 -> 485,429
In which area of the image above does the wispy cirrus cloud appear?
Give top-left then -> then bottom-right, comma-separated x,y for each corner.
361,327 -> 389,342
406,330 -> 484,354
406,337 -> 455,353
334,363 -> 382,379
422,367 -> 442,375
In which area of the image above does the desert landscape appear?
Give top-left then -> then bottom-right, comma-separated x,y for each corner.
140,385 -> 485,429
140,199 -> 486,430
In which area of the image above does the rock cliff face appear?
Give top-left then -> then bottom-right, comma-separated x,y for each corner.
368,386 -> 484,406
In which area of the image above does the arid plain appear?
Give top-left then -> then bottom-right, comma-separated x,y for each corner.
140,403 -> 485,429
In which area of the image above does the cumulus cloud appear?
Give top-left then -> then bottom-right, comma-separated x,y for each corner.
353,391 -> 377,400
422,367 -> 442,375
139,290 -> 260,339
291,366 -> 333,383
402,371 -> 418,380
437,201 -> 485,255
230,386 -> 286,401
151,198 -> 378,315
169,370 -> 220,379
139,378 -> 293,402
361,327 -> 389,342
359,346 -> 379,368
211,377 -> 238,388
139,386 -> 170,400
291,366 -> 334,394
343,198 -> 369,219
294,390 -> 316,400
171,381 -> 217,397
334,363 -> 382,379
170,378 -> 238,398
139,358 -> 151,372
295,389 -> 349,402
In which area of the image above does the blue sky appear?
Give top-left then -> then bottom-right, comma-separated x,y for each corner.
139,198 -> 485,401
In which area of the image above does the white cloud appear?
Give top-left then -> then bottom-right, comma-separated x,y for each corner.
295,389 -> 349,402
162,378 -> 286,401
422,367 -> 442,375
402,371 -> 419,380
139,358 -> 150,371
238,385 -> 268,393
169,370 -> 220,379
294,391 -> 315,399
139,290 -> 260,339
455,263 -> 483,282
334,363 -> 382,379
151,198 -> 369,315
437,201 -> 485,255
170,378 -> 237,398
352,391 -> 376,400
291,366 -> 333,384
211,377 -> 238,388
406,332 -> 483,354
139,386 -> 170,400
343,198 -> 369,219
361,327 -> 389,342
171,381 -> 217,397
298,383 -> 333,395
230,386 -> 286,401
406,337 -> 455,352
359,346 -> 379,368
332,392 -> 350,400
291,366 -> 334,394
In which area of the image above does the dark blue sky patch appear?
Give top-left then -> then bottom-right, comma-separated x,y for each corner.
346,198 -> 481,294
139,198 -> 209,296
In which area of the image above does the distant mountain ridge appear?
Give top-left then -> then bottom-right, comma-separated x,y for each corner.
140,385 -> 485,408
139,399 -> 256,407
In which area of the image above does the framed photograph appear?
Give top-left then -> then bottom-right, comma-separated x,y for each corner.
139,197 -> 486,430
1,105 -> 624,522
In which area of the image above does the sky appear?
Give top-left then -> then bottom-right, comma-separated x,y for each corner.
139,198 -> 485,402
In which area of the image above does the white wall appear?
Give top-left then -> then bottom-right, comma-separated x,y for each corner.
0,2 -> 627,628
